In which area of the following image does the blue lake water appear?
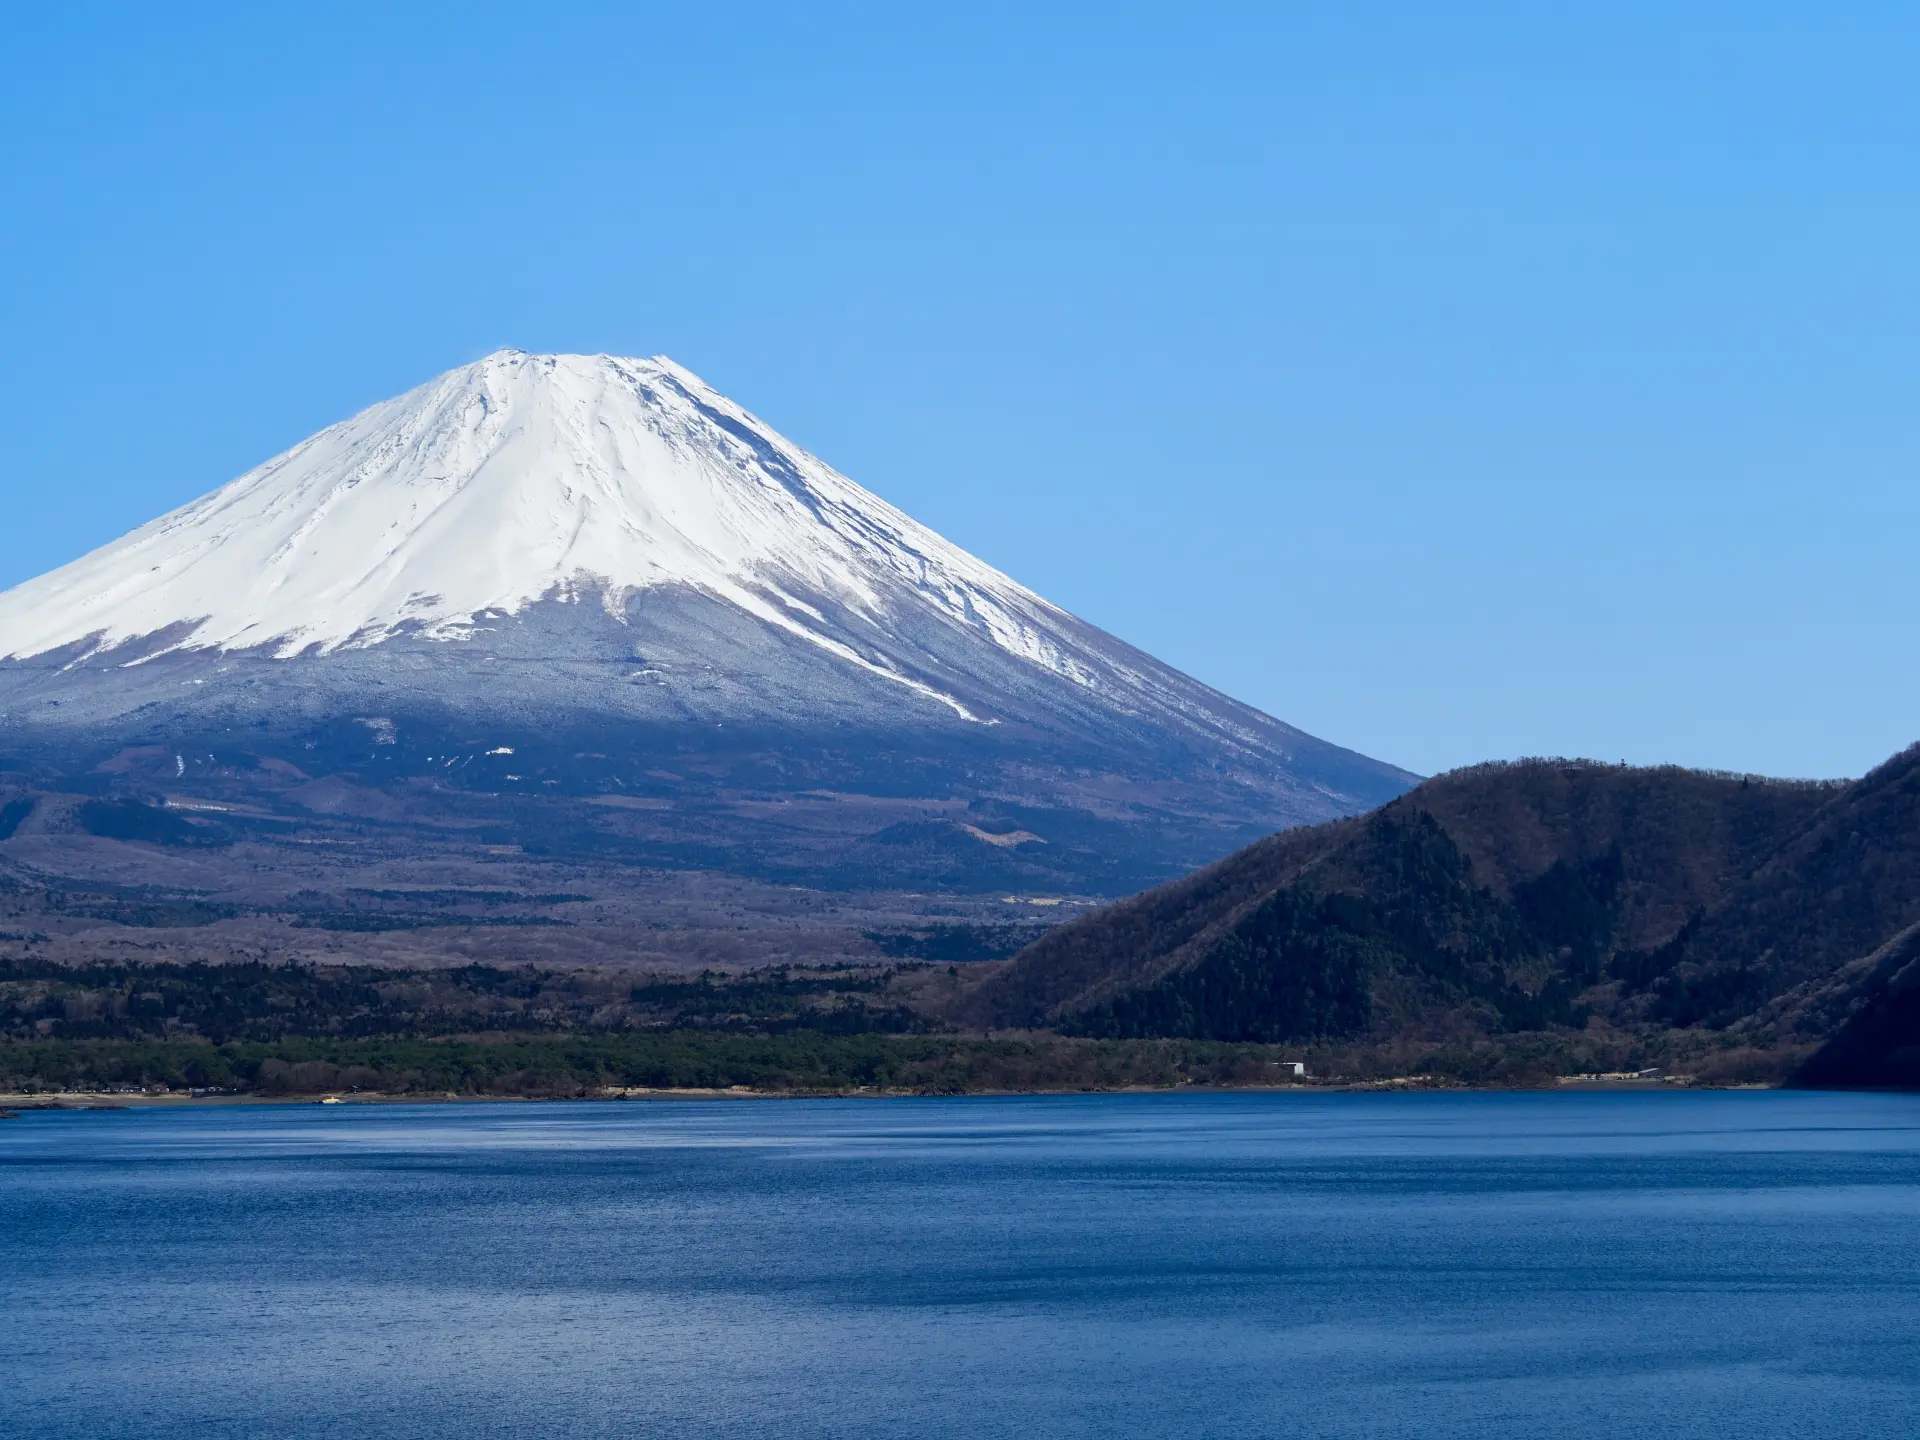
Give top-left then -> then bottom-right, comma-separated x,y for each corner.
4,1090 -> 1919,1439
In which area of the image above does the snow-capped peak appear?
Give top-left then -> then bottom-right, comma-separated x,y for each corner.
0,351 -> 1093,715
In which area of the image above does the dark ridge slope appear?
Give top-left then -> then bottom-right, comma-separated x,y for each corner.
957,756 -> 1888,1051
946,815 -> 1365,1028
1790,924 -> 1920,1090
1403,760 -> 1840,946
1619,744 -> 1920,1027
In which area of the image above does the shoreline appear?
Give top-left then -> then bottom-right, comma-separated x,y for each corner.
1,1075 -> 1718,1111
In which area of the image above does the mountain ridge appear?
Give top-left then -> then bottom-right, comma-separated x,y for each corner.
950,751 -> 1920,1085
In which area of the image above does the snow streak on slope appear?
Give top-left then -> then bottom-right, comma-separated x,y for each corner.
0,352 -> 1103,719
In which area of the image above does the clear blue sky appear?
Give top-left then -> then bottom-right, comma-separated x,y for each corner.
3,3 -> 1915,780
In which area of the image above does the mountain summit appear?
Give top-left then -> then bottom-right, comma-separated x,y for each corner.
0,352 -> 1413,926
1,351 -> 1108,723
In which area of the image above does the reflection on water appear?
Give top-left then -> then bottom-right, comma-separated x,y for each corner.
4,1091 -> 1918,1439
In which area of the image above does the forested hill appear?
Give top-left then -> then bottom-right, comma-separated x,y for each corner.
1790,923 -> 1920,1089
952,748 -> 1920,1083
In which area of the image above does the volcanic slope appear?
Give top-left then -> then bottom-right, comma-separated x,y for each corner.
0,352 -> 1413,962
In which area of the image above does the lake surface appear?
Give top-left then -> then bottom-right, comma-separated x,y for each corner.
4,1090 -> 1918,1439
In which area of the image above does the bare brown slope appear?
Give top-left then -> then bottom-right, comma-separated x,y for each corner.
960,759 -> 1837,1031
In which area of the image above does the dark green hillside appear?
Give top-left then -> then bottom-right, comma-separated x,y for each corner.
76,798 -> 233,847
946,815 -> 1365,1029
1066,810 -> 1558,1043
956,754 -> 1919,1075
1788,924 -> 1920,1090
1405,759 -> 1839,946
1616,745 -> 1920,1027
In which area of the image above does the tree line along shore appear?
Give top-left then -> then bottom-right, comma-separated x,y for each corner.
0,953 -> 1807,1098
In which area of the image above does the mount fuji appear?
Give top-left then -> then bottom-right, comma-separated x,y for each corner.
0,352 -> 1413,967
